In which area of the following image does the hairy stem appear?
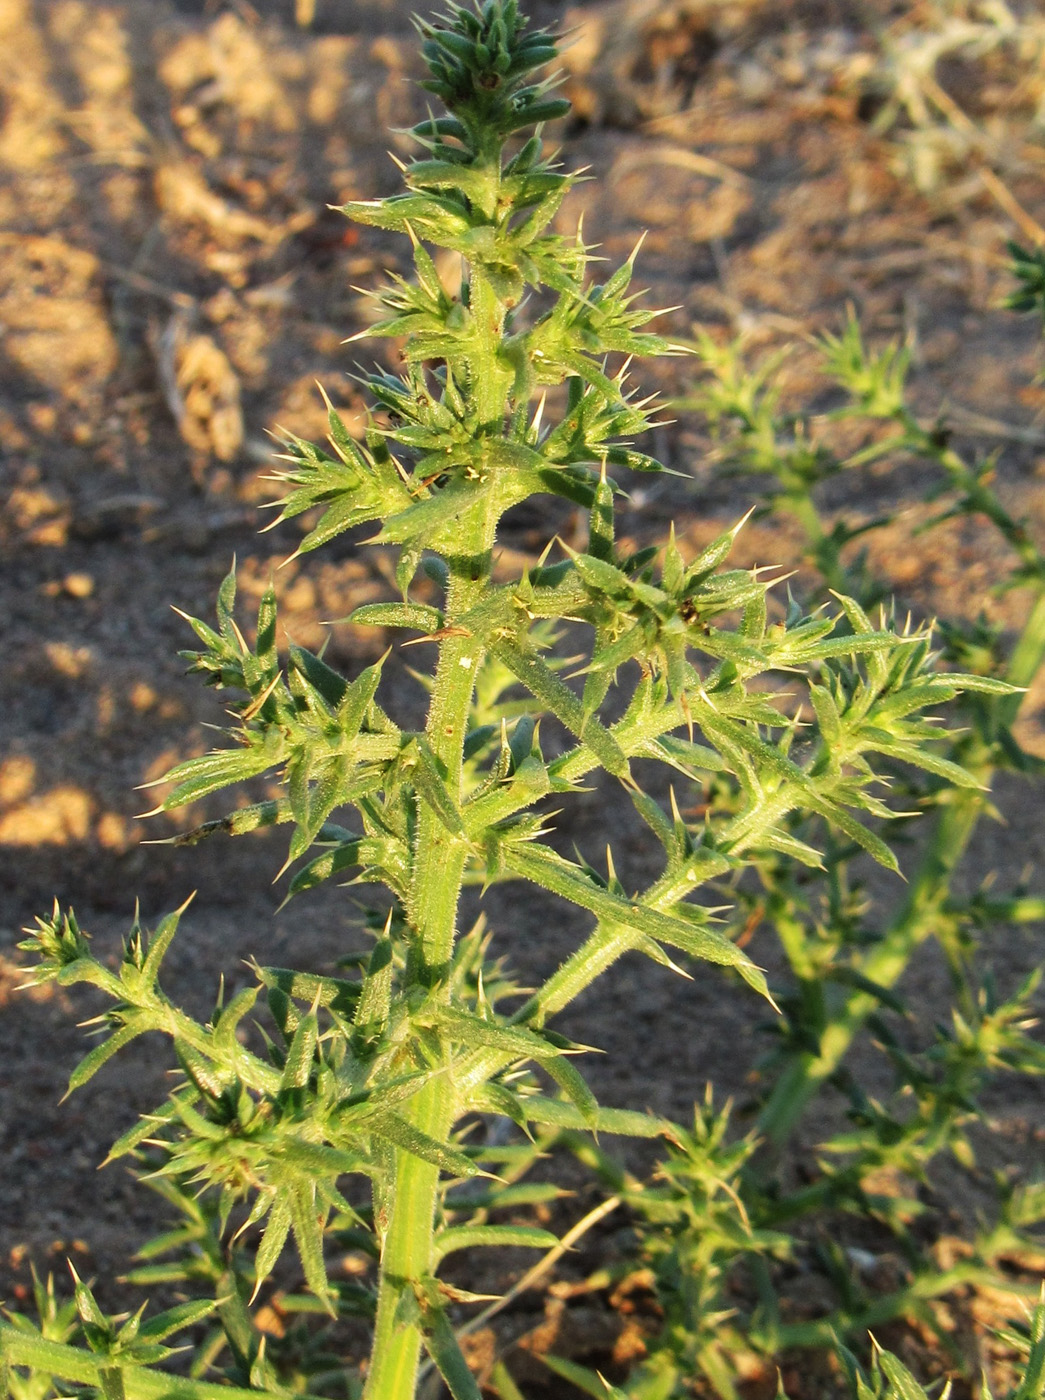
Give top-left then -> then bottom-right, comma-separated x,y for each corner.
365,437 -> 502,1400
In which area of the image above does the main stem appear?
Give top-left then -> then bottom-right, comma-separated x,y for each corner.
364,273 -> 505,1400
363,557 -> 493,1400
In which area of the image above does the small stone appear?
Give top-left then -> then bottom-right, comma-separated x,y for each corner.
62,572 -> 94,598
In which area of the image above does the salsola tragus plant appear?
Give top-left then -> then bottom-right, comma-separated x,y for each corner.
546,252 -> 1045,1399
1,5 -> 1020,1398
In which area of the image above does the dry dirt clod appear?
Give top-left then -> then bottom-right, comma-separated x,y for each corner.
148,310 -> 244,465
0,234 -> 118,406
561,0 -> 722,128
154,161 -> 285,245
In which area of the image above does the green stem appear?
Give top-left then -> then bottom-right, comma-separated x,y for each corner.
364,494 -> 500,1398
781,487 -> 848,597
363,1082 -> 456,1400
456,792 -> 798,1096
216,1269 -> 281,1390
753,1257 -> 1024,1353
998,585 -> 1045,714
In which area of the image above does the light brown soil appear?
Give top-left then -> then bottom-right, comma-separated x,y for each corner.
2,0 -> 1044,1394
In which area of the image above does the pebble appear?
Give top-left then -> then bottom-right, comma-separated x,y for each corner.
62,572 -> 94,598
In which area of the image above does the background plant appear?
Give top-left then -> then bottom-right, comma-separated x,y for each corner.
832,1295 -> 1045,1400
542,249 -> 1045,1399
844,0 -> 1044,219
0,7 -> 1035,1400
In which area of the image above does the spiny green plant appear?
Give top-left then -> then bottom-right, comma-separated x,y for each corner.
0,5 -> 1023,1400
682,283 -> 1045,1157
546,254 -> 1045,1399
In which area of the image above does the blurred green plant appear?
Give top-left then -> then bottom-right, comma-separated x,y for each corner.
837,1292 -> 1045,1400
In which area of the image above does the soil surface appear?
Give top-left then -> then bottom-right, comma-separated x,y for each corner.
2,0 -> 1045,1394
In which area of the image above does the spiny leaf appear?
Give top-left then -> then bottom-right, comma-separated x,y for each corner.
543,1053 -> 599,1129
155,738 -> 285,812
213,985 -> 260,1051
139,905 -> 188,988
417,1296 -> 483,1400
252,1193 -> 292,1297
875,1348 -> 933,1400
492,639 -> 628,776
348,602 -> 444,633
280,1010 -> 319,1092
431,1006 -> 566,1061
541,1355 -> 617,1400
354,936 -> 393,1045
285,839 -> 365,898
369,1113 -> 484,1178
256,965 -> 361,1013
411,737 -> 466,834
433,1224 -> 559,1260
289,1183 -> 334,1309
805,795 -> 900,873
67,1024 -> 146,1094
500,841 -> 769,998
137,1300 -> 216,1344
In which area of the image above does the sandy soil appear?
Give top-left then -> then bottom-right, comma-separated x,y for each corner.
2,0 -> 1045,1393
